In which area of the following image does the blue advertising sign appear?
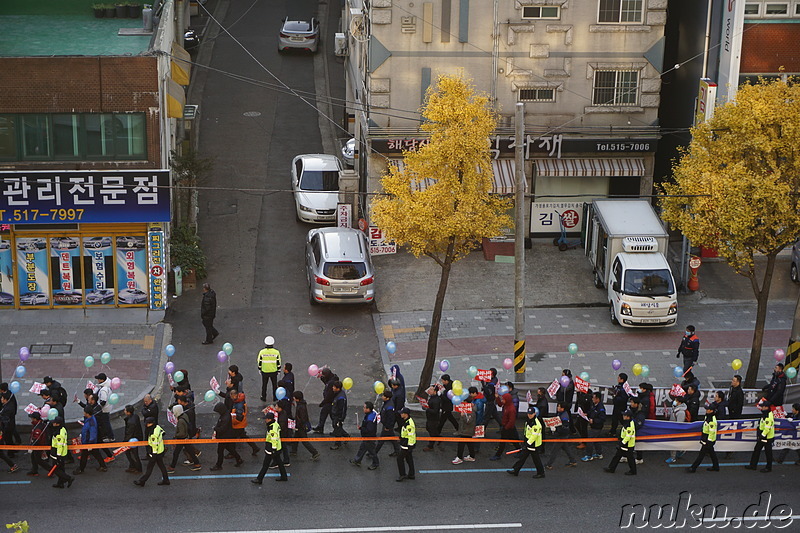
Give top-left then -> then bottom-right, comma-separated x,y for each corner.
0,170 -> 170,224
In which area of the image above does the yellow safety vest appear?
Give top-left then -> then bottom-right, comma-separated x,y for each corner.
265,420 -> 282,451
525,418 -> 543,448
621,420 -> 636,448
401,417 -> 416,447
149,425 -> 165,454
702,416 -> 717,443
760,411 -> 775,439
258,348 -> 281,373
52,426 -> 68,457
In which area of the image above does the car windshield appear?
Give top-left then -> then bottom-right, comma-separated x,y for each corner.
623,269 -> 674,297
323,262 -> 367,280
284,21 -> 311,32
300,170 -> 338,191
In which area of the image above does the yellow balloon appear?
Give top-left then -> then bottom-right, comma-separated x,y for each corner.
632,363 -> 642,376
731,359 -> 743,371
374,381 -> 385,395
452,380 -> 463,395
342,377 -> 354,390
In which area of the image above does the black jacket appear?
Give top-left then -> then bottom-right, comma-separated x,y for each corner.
124,413 -> 144,442
535,396 -> 549,418
728,385 -> 744,417
142,400 -> 159,424
331,390 -> 347,423
588,401 -> 607,430
212,403 -> 234,439
391,386 -> 405,412
379,397 -> 397,429
764,371 -> 787,407
294,399 -> 311,432
47,381 -> 68,406
319,371 -> 339,407
200,289 -> 217,319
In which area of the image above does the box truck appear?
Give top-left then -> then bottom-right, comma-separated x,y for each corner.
584,199 -> 678,327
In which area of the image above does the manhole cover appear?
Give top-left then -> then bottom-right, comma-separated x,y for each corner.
298,324 -> 323,334
331,326 -> 357,337
243,111 -> 262,117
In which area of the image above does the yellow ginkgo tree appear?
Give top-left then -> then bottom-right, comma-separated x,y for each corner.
660,78 -> 800,387
371,75 -> 512,397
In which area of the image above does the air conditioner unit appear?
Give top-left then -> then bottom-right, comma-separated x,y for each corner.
622,236 -> 658,253
334,32 -> 348,57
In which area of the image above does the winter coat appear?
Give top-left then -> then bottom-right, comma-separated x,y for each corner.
588,401 -> 607,430
200,288 -> 217,319
728,385 -> 744,417
331,390 -> 347,423
142,400 -> 159,423
379,397 -> 396,430
360,411 -> 378,437
499,393 -> 517,430
294,399 -> 312,432
764,371 -> 787,406
471,393 -> 486,426
213,403 -> 234,439
80,415 -> 99,444
457,408 -> 476,437
124,413 -> 144,442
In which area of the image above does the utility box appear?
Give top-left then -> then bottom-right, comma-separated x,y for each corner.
334,33 -> 348,56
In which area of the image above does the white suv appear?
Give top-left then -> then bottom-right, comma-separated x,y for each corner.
306,228 -> 375,305
291,154 -> 342,223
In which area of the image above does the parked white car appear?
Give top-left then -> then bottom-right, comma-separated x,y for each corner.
291,154 -> 342,224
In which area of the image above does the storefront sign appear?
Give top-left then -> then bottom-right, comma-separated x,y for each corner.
0,235 -> 11,306
116,237 -> 148,305
0,170 -> 170,224
368,226 -> 396,256
337,203 -> 351,228
531,202 -> 583,234
148,224 -> 166,311
16,238 -> 49,306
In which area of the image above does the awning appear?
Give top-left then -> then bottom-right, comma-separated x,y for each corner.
166,78 -> 186,119
533,158 -> 645,177
389,158 -> 523,194
171,42 -> 192,86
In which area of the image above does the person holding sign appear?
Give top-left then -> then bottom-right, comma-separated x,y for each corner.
545,403 -> 577,469
507,406 -> 545,478
451,398 -> 476,464
745,400 -> 775,473
688,402 -> 719,473
604,410 -> 637,476
396,408 -> 416,482
581,392 -> 606,462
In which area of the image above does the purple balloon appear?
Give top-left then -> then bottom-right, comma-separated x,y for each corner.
559,375 -> 571,388
217,351 -> 228,363
446,390 -> 455,400
439,359 -> 450,372
165,361 -> 175,374
19,351 -> 30,362
612,359 -> 622,370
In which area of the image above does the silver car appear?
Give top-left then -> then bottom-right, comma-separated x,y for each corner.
306,228 -> 375,305
278,18 -> 319,53
292,154 -> 342,223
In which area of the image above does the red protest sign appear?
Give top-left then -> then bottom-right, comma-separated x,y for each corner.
771,405 -> 787,419
547,379 -> 560,399
543,416 -> 562,429
574,376 -> 589,393
455,402 -> 473,414
577,407 -> 589,421
415,395 -> 429,409
475,369 -> 493,382
473,425 -> 485,438
670,384 -> 685,397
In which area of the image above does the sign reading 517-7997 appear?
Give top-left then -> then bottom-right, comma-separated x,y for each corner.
0,170 -> 171,224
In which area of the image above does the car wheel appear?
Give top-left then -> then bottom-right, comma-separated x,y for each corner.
610,303 -> 619,325
792,262 -> 799,283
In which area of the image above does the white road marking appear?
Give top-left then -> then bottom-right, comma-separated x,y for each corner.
211,524 -> 523,533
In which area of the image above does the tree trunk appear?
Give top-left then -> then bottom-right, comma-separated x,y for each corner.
415,236 -> 456,398
745,253 -> 777,387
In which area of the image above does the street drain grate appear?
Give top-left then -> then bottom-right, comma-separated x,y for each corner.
331,326 -> 357,337
298,324 -> 323,335
29,344 -> 72,354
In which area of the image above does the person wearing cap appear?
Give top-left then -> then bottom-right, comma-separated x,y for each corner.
49,416 -> 74,488
688,402 -> 719,473
94,372 -> 114,445
201,282 -> 219,345
396,407 -> 416,482
257,336 -> 281,402
73,406 -> 108,475
746,400 -> 775,473
507,405 -> 545,478
251,411 -> 287,483
27,411 -> 49,476
42,376 -> 67,406
604,410 -> 637,475
135,417 -> 169,486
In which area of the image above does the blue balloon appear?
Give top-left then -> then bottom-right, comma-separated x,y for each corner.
451,395 -> 462,405
15,365 -> 26,378
9,381 -> 20,394
165,344 -> 176,357
498,385 -> 509,396
460,392 -> 470,402
386,341 -> 397,354
673,366 -> 684,379
276,387 -> 287,400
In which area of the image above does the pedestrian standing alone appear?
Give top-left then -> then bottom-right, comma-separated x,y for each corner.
506,406 -> 545,478
374,389 -> 400,458
252,412 -> 287,483
290,391 -> 320,460
604,410 -> 637,476
350,402 -> 380,470
396,408 -> 416,482
728,375 -> 744,418
210,403 -> 242,470
677,325 -> 700,372
123,405 -> 144,473
489,391 -> 519,461
545,403 -> 577,469
581,391 -> 606,462
200,282 -> 219,345
134,417 -> 169,486
48,417 -> 74,488
329,381 -> 348,450
257,336 -> 281,402
688,403 -> 720,473
746,400 -> 775,473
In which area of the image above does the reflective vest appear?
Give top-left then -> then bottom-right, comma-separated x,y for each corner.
621,420 -> 636,448
524,418 -> 543,448
702,415 -> 717,443
265,420 -> 282,451
258,348 -> 281,373
231,401 -> 248,429
149,425 -> 165,454
400,417 -> 416,447
52,426 -> 68,457
760,411 -> 775,439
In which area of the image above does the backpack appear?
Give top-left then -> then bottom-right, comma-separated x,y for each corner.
684,410 -> 692,423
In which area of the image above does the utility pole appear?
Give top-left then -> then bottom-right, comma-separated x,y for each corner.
513,102 -> 526,381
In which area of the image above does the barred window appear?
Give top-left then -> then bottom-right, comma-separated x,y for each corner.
518,88 -> 556,102
598,0 -> 643,23
522,6 -> 560,19
592,70 -> 639,106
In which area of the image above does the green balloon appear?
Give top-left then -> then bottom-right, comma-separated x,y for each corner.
786,367 -> 797,379
100,352 -> 111,364
173,370 -> 185,383
47,409 -> 58,421
84,355 -> 95,368
467,365 -> 478,378
108,393 -> 120,405
204,390 -> 216,402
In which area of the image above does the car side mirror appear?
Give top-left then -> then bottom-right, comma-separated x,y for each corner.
612,281 -> 620,292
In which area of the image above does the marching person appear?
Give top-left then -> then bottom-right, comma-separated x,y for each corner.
677,325 -> 700,372
257,336 -> 281,402
728,375 -> 744,419
451,395 -> 476,465
423,385 -> 441,452
350,401 -> 380,470
776,403 -> 800,465
48,417 -> 74,488
251,411 -> 287,483
545,402 -> 577,469
210,402 -> 242,471
489,389 -> 519,461
763,363 -> 787,408
581,391 -> 606,462
396,407 -> 416,482
201,282 -> 219,345
27,412 -> 50,476
228,390 -> 260,456
290,391 -> 320,460
94,373 -> 115,445
374,389 -> 400,458
609,373 -> 630,436
313,367 -> 338,434
329,381 -> 348,450
688,402 -> 719,473
142,394 -> 159,424
73,406 -> 108,475
506,406 -> 545,478
604,410 -> 637,476
746,400 -> 775,473
134,417 -> 170,486
123,405 -> 144,473
166,405 -> 201,473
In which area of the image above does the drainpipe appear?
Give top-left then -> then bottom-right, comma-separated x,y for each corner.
491,0 -> 499,103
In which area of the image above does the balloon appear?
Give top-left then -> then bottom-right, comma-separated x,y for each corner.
640,365 -> 650,378
568,343 -> 578,355
174,370 -> 185,383
559,375 -> 571,388
129,438 -> 139,442
439,360 -> 450,372
40,405 -> 50,417
673,366 -> 684,379
386,341 -> 397,354
19,347 -> 29,361
165,361 -> 175,374
451,395 -> 462,405
774,349 -> 786,361
462,392 -> 471,402
110,377 -> 121,390
498,385 -> 509,396
342,377 -> 353,390
731,359 -> 743,371
452,380 -> 463,395
374,381 -> 385,395
108,393 -> 120,405
217,351 -> 228,363
47,409 -> 57,421
204,390 -> 217,403
165,344 -> 175,357
786,367 -> 798,379
612,359 -> 622,371
446,390 -> 455,400
579,372 -> 590,381
223,342 -> 233,356
100,352 -> 111,365
84,355 -> 94,368
503,358 -> 513,370
15,365 -> 26,378
276,387 -> 287,400
308,364 -> 319,377
632,363 -> 642,376
9,381 -> 20,394
467,366 -> 478,379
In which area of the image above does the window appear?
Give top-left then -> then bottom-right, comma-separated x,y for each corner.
796,3 -> 800,15
21,115 -> 50,158
0,115 -> 15,158
765,3 -> 788,14
744,3 -> 760,14
519,88 -> 555,102
598,0 -> 643,23
522,6 -> 560,19
592,70 -> 639,106
53,114 -> 80,158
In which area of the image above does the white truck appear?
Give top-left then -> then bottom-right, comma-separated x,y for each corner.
584,199 -> 678,327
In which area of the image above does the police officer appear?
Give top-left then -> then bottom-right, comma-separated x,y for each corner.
396,407 -> 416,482
506,406 -> 545,478
48,416 -> 74,489
689,402 -> 719,473
134,417 -> 170,486
257,336 -> 281,402
604,410 -> 636,475
746,400 -> 775,473
677,325 -> 700,372
252,411 -> 287,483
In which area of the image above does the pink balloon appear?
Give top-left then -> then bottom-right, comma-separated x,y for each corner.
40,404 -> 50,416
774,349 -> 786,361
308,364 -> 319,377
503,358 -> 513,370
110,377 -> 121,390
